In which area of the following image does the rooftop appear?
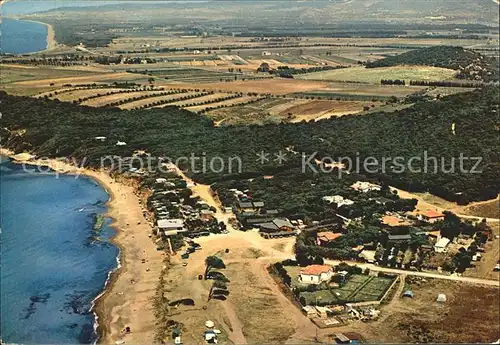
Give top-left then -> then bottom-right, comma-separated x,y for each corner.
317,231 -> 343,242
388,234 -> 411,241
273,218 -> 294,229
381,215 -> 411,227
300,264 -> 332,275
157,218 -> 184,229
419,210 -> 445,218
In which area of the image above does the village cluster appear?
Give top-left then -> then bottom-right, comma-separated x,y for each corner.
123,158 -> 497,344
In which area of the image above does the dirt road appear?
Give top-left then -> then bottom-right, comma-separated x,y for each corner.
392,187 -> 499,222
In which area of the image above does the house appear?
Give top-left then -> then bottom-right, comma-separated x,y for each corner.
427,230 -> 442,241
299,265 -> 334,284
302,305 -> 317,318
434,237 -> 451,253
417,210 -> 445,223
336,270 -> 349,284
334,333 -> 351,344
266,209 -> 279,215
155,178 -> 167,184
420,244 -> 434,253
381,215 -> 411,227
238,201 -> 254,212
317,231 -> 343,246
350,181 -> 381,193
323,195 -> 354,207
388,234 -> 411,243
252,201 -> 265,210
158,218 -> 185,234
200,209 -> 215,221
242,215 -> 276,227
259,218 -> 295,233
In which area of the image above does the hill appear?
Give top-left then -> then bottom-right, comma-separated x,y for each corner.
366,46 -> 499,82
1,87 -> 499,204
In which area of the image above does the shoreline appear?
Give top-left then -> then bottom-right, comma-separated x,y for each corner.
1,17 -> 57,53
0,148 -> 164,344
20,19 -> 57,52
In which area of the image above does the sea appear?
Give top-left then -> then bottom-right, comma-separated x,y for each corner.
0,18 -> 49,55
0,157 -> 119,344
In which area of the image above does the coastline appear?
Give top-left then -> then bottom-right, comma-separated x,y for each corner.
21,19 -> 57,52
1,17 -> 57,52
0,148 -> 164,344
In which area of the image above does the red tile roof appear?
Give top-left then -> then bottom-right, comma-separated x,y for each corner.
300,265 -> 332,275
381,215 -> 411,227
420,210 -> 444,218
317,231 -> 343,242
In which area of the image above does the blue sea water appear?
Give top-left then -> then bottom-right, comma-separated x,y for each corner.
0,18 -> 48,54
0,158 -> 119,344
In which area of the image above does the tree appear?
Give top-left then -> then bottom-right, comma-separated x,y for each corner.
313,256 -> 324,265
204,255 -> 225,279
208,280 -> 227,301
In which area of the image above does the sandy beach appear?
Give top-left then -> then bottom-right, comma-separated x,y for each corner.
22,19 -> 57,51
0,149 -> 164,344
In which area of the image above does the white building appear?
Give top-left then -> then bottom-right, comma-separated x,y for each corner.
158,218 -> 186,236
350,181 -> 381,193
434,237 -> 451,253
299,265 -> 334,284
322,195 -> 354,207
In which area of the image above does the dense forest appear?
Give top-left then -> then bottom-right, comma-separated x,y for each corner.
367,46 -> 499,82
213,168 -> 417,221
1,86 -> 498,203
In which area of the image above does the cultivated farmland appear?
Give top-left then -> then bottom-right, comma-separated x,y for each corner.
120,91 -> 199,110
186,95 -> 261,113
298,274 -> 396,305
296,66 -> 458,83
80,90 -> 167,107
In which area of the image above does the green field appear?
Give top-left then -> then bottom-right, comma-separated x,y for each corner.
0,66 -> 100,85
295,66 -> 457,83
298,274 -> 395,305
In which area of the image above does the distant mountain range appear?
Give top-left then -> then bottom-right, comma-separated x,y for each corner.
20,0 -> 499,26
